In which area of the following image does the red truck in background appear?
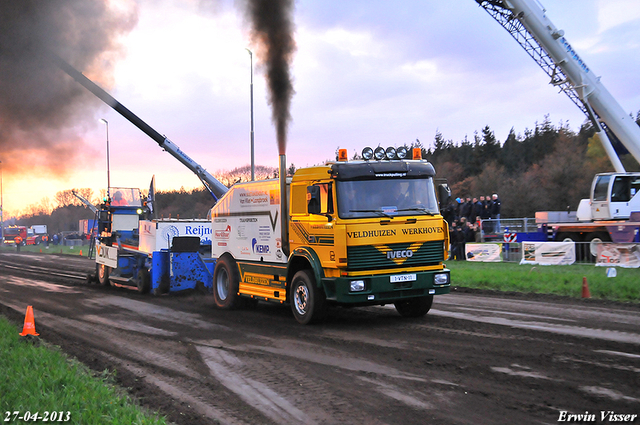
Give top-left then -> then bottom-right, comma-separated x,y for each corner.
3,226 -> 27,245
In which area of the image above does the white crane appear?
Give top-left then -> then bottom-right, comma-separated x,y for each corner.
476,0 -> 640,222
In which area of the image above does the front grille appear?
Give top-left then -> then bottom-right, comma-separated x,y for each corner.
347,240 -> 443,271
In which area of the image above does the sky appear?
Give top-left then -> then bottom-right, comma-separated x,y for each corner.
2,0 -> 640,218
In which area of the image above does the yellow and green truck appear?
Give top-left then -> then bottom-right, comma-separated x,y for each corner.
211,149 -> 451,324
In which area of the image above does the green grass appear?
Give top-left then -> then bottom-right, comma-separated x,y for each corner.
0,243 -> 91,257
447,260 -> 640,302
0,317 -> 166,425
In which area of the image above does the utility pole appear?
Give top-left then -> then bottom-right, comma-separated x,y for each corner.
246,48 -> 255,181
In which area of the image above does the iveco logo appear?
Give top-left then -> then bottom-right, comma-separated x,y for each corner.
387,250 -> 414,259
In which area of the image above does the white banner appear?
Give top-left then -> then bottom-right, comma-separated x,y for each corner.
465,243 -> 502,262
520,242 -> 575,265
595,243 -> 640,268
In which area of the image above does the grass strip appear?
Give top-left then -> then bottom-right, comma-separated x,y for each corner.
0,244 -> 91,257
447,261 -> 640,302
0,316 -> 167,425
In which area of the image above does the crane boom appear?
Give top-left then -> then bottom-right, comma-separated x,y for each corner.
52,55 -> 229,201
476,0 -> 640,171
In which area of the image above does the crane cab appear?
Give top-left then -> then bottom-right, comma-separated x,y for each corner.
590,173 -> 640,220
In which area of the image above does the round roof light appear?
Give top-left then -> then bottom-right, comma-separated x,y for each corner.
385,147 -> 396,160
374,147 -> 386,160
362,147 -> 374,161
396,146 -> 408,159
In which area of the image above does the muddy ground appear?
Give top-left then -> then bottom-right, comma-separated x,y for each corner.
1,251 -> 639,424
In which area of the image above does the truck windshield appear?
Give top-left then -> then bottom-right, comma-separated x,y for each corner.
110,187 -> 143,207
336,178 -> 439,219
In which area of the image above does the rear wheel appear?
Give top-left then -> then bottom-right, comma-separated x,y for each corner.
97,264 -> 110,286
394,295 -> 433,318
137,268 -> 151,294
213,256 -> 240,309
290,270 -> 327,325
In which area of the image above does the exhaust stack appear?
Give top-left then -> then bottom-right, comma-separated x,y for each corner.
279,154 -> 289,257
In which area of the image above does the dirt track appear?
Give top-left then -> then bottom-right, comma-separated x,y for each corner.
1,251 -> 639,424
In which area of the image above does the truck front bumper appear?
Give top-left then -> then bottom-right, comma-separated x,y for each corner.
322,269 -> 450,305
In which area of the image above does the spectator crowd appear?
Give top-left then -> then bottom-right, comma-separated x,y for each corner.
442,194 -> 501,261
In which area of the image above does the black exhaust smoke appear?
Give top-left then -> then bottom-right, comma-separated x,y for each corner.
0,1 -> 138,175
243,0 -> 296,156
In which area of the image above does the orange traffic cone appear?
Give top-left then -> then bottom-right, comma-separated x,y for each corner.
79,250 -> 83,256
581,277 -> 591,299
19,305 -> 39,336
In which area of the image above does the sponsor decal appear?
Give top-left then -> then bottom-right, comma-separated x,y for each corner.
96,243 -> 118,268
560,37 -> 590,74
215,225 -> 231,239
387,249 -> 413,259
347,229 -> 396,238
375,172 -> 406,178
252,238 -> 270,254
161,225 -> 180,243
401,227 -> 443,235
239,190 -> 269,206
244,274 -> 270,285
217,242 -> 227,246
214,218 -> 227,223
240,218 -> 258,222
141,222 -> 154,236
258,225 -> 271,241
185,225 -> 211,236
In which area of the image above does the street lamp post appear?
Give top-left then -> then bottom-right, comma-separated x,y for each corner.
246,48 -> 255,181
99,118 -> 111,199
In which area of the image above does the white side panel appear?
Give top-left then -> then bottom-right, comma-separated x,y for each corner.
95,243 -> 118,268
139,220 -> 157,253
211,180 -> 285,263
139,219 -> 211,253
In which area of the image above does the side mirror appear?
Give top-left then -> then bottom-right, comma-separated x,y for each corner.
307,185 -> 321,215
437,183 -> 451,212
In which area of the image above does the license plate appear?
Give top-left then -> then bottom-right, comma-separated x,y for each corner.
390,274 -> 416,283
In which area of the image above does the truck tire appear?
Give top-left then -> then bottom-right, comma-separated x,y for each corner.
587,232 -> 611,258
394,295 -> 433,318
97,264 -> 110,286
213,256 -> 240,309
290,269 -> 327,325
137,269 -> 151,294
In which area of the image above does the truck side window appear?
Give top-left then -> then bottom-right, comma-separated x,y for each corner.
307,183 -> 333,215
611,176 -> 631,202
593,175 -> 611,201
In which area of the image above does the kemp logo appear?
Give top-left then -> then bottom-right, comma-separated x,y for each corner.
387,250 -> 413,259
252,238 -> 270,254
215,225 -> 231,239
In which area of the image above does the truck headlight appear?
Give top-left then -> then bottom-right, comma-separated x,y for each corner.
434,273 -> 449,285
350,280 -> 366,292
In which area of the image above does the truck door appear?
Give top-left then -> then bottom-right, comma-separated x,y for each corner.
290,182 -> 336,266
610,175 -> 640,219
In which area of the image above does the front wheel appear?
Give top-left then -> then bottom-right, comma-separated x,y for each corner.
97,264 -> 110,286
290,270 -> 327,325
137,268 -> 151,294
394,295 -> 433,318
213,256 -> 240,309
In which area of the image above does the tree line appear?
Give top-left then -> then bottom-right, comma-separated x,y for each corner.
420,113 -> 640,217
8,112 -> 640,233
